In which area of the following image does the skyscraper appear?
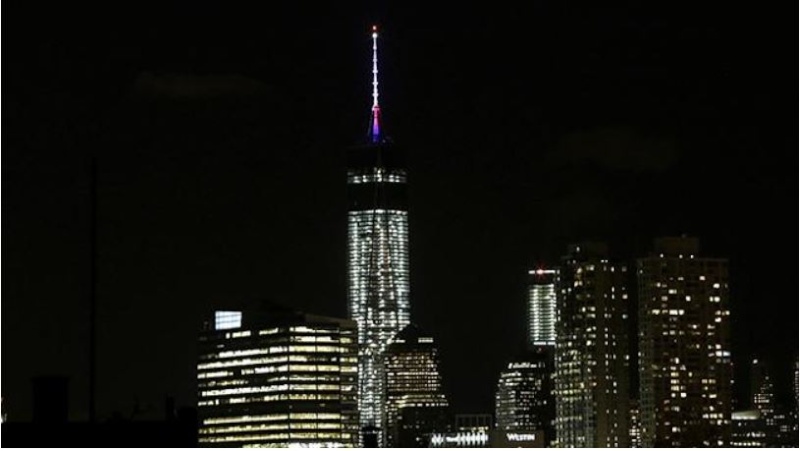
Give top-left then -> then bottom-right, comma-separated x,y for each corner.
750,359 -> 775,432
196,302 -> 359,447
527,268 -> 558,347
554,242 -> 630,447
347,26 -> 410,445
637,237 -> 732,447
522,269 -> 557,446
384,325 -> 449,447
495,348 -> 555,446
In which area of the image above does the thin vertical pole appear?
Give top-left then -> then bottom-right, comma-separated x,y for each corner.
89,157 -> 97,423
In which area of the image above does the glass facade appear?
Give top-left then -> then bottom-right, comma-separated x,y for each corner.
637,237 -> 732,447
197,308 -> 359,447
528,268 -> 558,346
494,348 -> 555,446
554,243 -> 630,447
527,269 -> 558,347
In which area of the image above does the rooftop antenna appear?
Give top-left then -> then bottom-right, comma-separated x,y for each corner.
368,25 -> 382,143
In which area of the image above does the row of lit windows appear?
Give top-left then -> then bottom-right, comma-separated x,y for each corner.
199,357 -> 355,370
241,441 -> 350,448
203,345 -> 351,360
202,374 -> 344,386
202,422 -> 344,435
200,432 -> 345,443
199,393 -> 343,405
347,171 -> 407,185
201,383 -> 343,397
223,328 -> 355,339
199,370 -> 233,379
203,413 -> 343,425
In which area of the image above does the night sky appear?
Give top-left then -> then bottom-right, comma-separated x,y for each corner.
4,2 -> 797,421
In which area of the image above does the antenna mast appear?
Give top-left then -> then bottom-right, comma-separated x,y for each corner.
369,25 -> 382,143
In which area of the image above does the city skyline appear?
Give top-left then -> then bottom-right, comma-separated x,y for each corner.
3,1 -> 797,434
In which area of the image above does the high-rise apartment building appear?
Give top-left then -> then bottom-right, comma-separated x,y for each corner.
750,359 -> 775,431
384,325 -> 449,447
638,236 -> 731,447
528,268 -> 558,347
347,26 -> 411,445
495,347 -> 555,446
554,243 -> 630,447
197,303 -> 359,447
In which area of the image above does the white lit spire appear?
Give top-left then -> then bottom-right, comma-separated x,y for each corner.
369,25 -> 382,143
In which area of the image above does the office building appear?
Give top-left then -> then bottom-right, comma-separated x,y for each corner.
495,348 -> 554,446
197,303 -> 358,447
554,242 -> 630,447
384,325 -> 449,447
638,236 -> 732,446
527,268 -> 558,347
347,26 -> 410,445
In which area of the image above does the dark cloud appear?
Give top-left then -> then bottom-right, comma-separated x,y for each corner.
133,72 -> 271,99
552,126 -> 678,172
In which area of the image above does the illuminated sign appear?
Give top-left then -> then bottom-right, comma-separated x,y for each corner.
506,433 -> 537,442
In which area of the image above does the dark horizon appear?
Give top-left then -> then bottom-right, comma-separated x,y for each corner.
3,2 -> 797,423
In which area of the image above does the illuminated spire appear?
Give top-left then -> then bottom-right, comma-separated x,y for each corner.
369,25 -> 381,143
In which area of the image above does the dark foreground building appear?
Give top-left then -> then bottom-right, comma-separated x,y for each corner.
1,377 -> 197,447
2,415 -> 198,448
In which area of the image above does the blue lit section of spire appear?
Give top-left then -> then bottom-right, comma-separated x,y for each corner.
369,25 -> 382,143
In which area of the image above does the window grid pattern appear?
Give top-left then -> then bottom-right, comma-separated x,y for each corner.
528,269 -> 558,347
555,245 -> 630,448
347,205 -> 410,444
197,319 -> 359,447
385,333 -> 449,447
495,354 -> 554,445
638,249 -> 731,447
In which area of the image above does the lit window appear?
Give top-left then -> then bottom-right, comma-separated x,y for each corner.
215,311 -> 242,330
